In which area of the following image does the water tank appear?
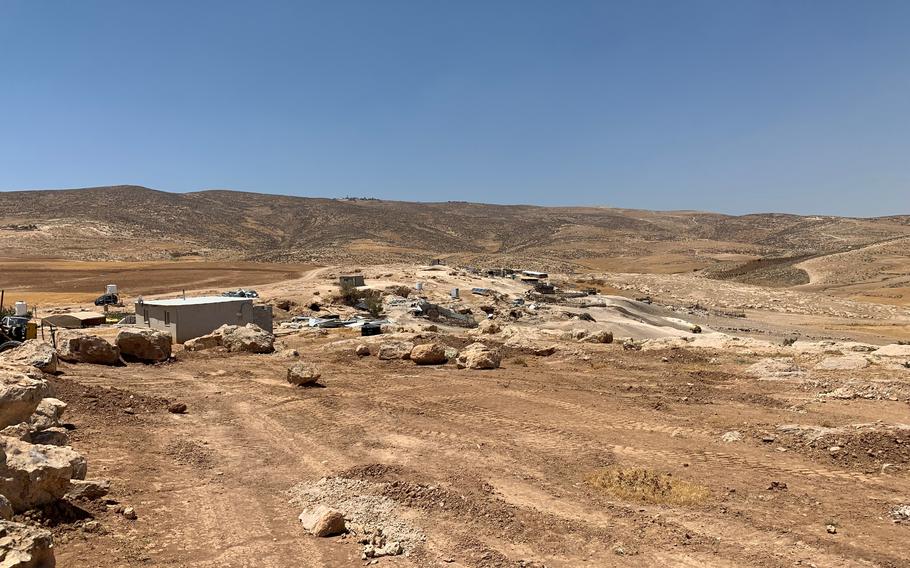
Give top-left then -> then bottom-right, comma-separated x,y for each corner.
14,301 -> 27,316
450,288 -> 460,299
106,284 -> 118,295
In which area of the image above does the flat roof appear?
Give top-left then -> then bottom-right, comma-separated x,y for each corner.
45,311 -> 106,321
138,296 -> 250,307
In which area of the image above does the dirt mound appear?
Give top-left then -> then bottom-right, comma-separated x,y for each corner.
776,423 -> 910,471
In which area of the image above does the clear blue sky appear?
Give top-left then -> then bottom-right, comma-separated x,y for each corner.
1,1 -> 908,216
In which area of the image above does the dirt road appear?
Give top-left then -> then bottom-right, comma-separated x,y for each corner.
48,334 -> 910,567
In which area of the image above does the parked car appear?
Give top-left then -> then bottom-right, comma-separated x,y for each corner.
94,293 -> 120,306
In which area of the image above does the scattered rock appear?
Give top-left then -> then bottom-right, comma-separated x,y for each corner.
115,328 -> 172,362
167,402 -> 188,414
29,398 -> 66,431
477,320 -> 501,335
409,343 -> 448,365
287,363 -> 321,386
455,343 -> 501,370
377,341 -> 414,361
65,479 -> 111,501
298,504 -> 346,537
57,333 -> 121,366
532,345 -> 557,357
121,506 -> 137,520
890,504 -> 910,522
0,520 -> 55,567
721,431 -> 742,443
826,524 -> 837,534
355,344 -> 371,357
0,341 -> 58,374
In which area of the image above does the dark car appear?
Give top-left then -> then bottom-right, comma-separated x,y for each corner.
94,293 -> 120,306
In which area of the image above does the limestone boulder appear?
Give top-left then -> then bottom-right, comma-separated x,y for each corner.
183,333 -> 223,352
455,343 -> 501,370
287,363 -> 321,387
355,344 -> 371,357
0,342 -> 58,374
0,365 -> 53,429
299,504 -> 346,537
115,328 -> 172,362
377,341 -> 414,360
582,330 -> 614,344
0,520 -> 55,567
220,324 -> 274,354
29,399 -> 66,431
410,343 -> 448,365
0,436 -> 87,512
57,333 -> 121,366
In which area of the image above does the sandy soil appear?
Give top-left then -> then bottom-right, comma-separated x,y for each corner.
0,259 -> 312,305
45,335 -> 910,568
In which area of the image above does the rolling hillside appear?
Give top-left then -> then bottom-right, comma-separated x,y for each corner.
1,186 -> 908,284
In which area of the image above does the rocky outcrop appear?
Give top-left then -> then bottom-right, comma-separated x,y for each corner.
455,343 -> 501,370
115,328 -> 172,362
287,363 -> 321,386
0,342 -> 58,374
410,343 -> 448,365
184,324 -> 274,354
0,366 -> 53,429
0,520 -> 55,567
0,436 -> 86,512
377,341 -> 414,360
57,333 -> 121,366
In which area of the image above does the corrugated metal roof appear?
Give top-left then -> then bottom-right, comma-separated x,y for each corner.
139,296 -> 250,307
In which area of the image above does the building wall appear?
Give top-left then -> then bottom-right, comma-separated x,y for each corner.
135,300 -> 273,343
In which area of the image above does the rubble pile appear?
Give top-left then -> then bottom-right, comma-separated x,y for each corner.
0,357 -> 101,566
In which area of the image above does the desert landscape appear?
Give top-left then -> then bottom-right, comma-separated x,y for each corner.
0,186 -> 909,567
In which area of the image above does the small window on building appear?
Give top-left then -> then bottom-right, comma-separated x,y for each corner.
164,311 -> 170,325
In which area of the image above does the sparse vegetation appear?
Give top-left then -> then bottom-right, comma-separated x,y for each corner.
0,306 -> 32,318
335,283 -> 384,318
586,467 -> 710,506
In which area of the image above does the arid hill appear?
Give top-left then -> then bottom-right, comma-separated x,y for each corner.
1,185 -> 908,289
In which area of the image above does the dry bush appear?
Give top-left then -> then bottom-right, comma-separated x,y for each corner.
586,467 -> 710,506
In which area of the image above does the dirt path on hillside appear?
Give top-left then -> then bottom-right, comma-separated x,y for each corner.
48,337 -> 910,568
